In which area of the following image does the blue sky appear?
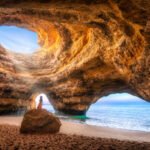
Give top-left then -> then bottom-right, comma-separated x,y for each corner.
98,93 -> 146,104
0,26 -> 39,54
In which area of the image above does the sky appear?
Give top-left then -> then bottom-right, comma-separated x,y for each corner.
0,25 -> 147,104
0,26 -> 39,54
98,93 -> 146,104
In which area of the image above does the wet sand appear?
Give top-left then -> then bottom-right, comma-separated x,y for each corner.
0,116 -> 150,150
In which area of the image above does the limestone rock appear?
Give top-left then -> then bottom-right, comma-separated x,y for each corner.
20,109 -> 61,134
0,0 -> 149,115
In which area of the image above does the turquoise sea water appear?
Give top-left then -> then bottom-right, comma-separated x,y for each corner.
86,101 -> 150,132
43,100 -> 150,132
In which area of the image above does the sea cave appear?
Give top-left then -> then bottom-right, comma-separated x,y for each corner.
0,0 -> 149,115
0,0 -> 150,149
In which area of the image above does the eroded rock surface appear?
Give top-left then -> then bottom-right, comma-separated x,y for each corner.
20,109 -> 61,134
0,0 -> 149,114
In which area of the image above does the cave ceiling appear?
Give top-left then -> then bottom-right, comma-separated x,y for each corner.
0,0 -> 149,114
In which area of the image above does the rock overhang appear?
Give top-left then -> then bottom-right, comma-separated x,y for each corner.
0,0 -> 149,115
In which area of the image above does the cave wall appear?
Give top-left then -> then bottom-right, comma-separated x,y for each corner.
0,0 -> 149,114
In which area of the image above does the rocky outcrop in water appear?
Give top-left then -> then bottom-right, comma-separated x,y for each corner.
0,0 -> 149,114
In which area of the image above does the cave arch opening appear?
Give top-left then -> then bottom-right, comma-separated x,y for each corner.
86,93 -> 150,131
35,93 -> 55,113
0,25 -> 40,54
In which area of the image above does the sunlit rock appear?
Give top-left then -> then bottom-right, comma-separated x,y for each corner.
0,0 -> 149,115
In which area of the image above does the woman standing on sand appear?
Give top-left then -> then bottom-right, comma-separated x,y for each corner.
37,96 -> 43,109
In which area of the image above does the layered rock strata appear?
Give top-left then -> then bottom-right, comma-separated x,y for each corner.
0,0 -> 149,114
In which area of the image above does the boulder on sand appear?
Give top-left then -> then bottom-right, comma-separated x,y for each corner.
20,109 -> 61,134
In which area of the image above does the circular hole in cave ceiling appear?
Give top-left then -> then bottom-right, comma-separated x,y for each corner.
0,25 -> 40,54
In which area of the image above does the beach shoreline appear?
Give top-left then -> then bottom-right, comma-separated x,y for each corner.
0,116 -> 150,149
0,116 -> 150,143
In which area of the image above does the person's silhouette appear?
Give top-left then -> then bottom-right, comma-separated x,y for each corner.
37,96 -> 43,109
